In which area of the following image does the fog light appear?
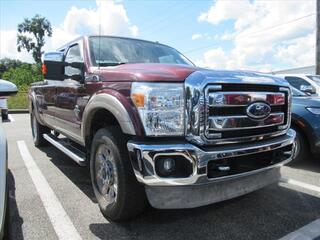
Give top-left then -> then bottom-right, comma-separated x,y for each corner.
155,155 -> 193,178
156,157 -> 176,176
163,158 -> 175,173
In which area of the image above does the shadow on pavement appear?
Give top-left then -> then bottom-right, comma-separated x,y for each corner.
6,170 -> 24,240
35,146 -> 320,240
287,155 -> 320,173
88,184 -> 320,240
37,146 -> 97,203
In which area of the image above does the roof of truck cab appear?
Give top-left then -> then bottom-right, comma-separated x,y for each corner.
56,35 -> 170,52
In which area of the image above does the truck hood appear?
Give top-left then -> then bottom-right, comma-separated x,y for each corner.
92,63 -> 198,82
92,63 -> 289,86
293,96 -> 320,107
187,69 -> 290,87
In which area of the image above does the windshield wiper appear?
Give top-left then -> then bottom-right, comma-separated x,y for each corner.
98,62 -> 128,67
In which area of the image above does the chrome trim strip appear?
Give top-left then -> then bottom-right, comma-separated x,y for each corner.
43,134 -> 86,166
208,113 -> 284,131
279,87 -> 291,130
208,92 -> 285,107
127,129 -> 295,186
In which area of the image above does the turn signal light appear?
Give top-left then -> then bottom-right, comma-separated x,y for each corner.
42,64 -> 47,75
131,93 -> 145,107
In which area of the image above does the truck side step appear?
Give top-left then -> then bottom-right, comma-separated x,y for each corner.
43,133 -> 86,166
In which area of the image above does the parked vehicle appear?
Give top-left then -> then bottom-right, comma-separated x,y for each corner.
290,87 -> 320,163
0,99 -> 8,121
277,74 -> 320,96
0,79 -> 18,239
28,35 -> 296,221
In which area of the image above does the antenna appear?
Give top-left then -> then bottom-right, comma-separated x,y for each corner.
98,6 -> 101,71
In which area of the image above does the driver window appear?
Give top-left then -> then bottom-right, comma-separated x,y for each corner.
65,44 -> 82,77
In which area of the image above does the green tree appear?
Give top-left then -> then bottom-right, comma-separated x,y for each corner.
2,64 -> 42,90
0,58 -> 23,78
17,14 -> 52,64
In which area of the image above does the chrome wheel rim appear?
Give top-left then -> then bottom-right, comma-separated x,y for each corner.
293,136 -> 300,159
32,114 -> 37,140
95,144 -> 118,204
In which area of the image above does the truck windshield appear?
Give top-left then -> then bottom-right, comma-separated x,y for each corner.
88,36 -> 194,67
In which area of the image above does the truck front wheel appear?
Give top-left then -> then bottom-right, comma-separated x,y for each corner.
90,127 -> 147,221
30,110 -> 50,147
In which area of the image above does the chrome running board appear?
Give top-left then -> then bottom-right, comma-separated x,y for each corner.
43,133 -> 86,166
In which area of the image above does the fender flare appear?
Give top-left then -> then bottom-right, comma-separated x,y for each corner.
82,93 -> 136,142
29,91 -> 46,125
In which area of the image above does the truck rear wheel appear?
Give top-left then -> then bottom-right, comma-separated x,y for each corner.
90,127 -> 147,221
30,110 -> 50,147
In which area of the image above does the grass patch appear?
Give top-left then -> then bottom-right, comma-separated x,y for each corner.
7,91 -> 28,109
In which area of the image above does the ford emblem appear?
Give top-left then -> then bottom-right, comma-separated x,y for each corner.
246,102 -> 271,119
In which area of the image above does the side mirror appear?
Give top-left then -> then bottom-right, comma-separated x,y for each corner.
43,52 -> 65,81
0,79 -> 18,97
42,52 -> 85,83
300,85 -> 316,95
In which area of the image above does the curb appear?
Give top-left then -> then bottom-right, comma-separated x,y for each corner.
8,109 -> 29,114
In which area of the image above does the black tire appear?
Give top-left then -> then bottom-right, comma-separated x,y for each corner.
290,127 -> 308,165
90,127 -> 147,221
30,109 -> 50,147
1,109 -> 8,121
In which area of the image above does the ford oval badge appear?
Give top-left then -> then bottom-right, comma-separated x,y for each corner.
246,102 -> 271,120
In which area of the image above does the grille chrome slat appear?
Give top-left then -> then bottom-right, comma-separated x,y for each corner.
208,92 -> 285,107
208,113 -> 284,131
204,85 -> 290,142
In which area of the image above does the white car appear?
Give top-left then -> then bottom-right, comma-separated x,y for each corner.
0,79 -> 17,239
276,74 -> 320,96
0,99 -> 8,121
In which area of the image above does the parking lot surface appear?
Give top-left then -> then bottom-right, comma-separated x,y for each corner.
3,114 -> 320,240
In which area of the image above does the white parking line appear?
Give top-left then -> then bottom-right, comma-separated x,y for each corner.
279,218 -> 320,240
17,140 -> 82,240
8,114 -> 14,122
281,178 -> 320,193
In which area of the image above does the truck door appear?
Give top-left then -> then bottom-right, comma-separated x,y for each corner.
38,82 -> 57,127
54,43 -> 87,143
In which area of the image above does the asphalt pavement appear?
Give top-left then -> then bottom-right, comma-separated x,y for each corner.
3,114 -> 320,240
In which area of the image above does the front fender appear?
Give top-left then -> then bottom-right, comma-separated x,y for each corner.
28,90 -> 46,125
82,90 -> 143,141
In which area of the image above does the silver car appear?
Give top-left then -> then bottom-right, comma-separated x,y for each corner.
0,79 -> 17,239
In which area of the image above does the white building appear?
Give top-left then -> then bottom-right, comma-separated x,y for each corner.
271,65 -> 315,75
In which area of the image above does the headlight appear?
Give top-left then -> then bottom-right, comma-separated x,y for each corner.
131,82 -> 184,136
306,107 -> 320,114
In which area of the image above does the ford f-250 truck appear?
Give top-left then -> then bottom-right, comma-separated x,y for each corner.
28,35 -> 296,221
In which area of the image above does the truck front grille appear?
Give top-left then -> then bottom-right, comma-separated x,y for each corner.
204,84 -> 290,143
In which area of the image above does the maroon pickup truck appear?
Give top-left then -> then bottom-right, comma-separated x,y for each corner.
29,35 -> 296,221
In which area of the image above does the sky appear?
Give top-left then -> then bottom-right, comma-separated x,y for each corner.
0,0 -> 316,72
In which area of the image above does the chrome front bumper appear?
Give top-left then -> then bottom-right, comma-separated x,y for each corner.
127,129 -> 295,187
127,129 -> 295,209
